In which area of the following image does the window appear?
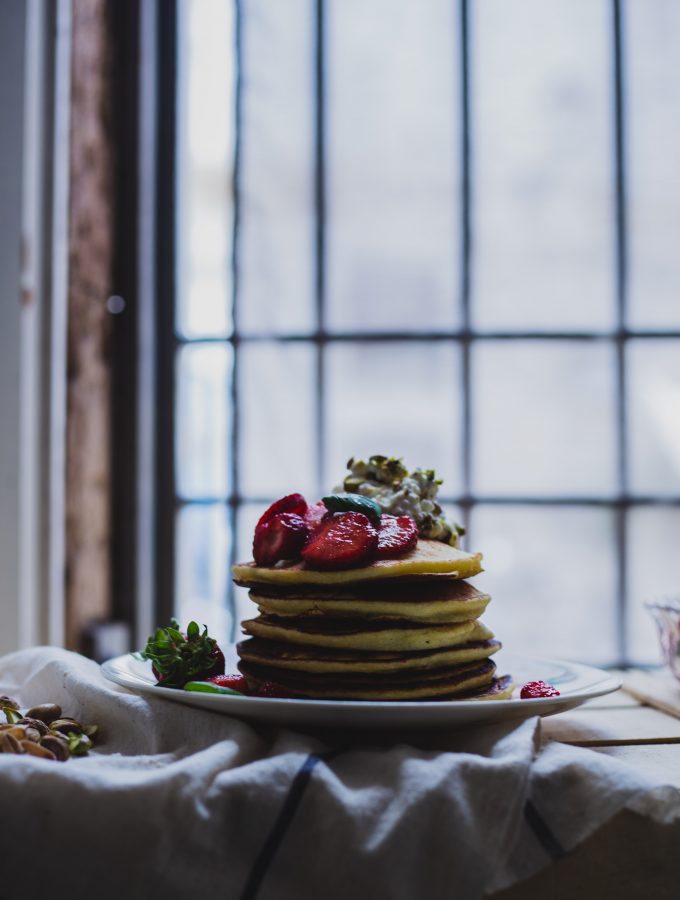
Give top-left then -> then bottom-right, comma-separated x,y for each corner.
165,0 -> 680,667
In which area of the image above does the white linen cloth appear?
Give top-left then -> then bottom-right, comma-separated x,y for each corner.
1,647 -> 679,900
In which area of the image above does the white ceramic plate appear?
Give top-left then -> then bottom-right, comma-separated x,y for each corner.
101,648 -> 621,729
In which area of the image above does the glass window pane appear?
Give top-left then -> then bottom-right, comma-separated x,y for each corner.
176,0 -> 233,339
473,341 -> 617,496
176,344 -> 231,499
627,507 -> 680,665
325,342 -> 461,494
235,502 -> 261,565
234,503 -> 264,628
176,504 -> 232,640
627,0 -> 680,329
239,343 -> 317,498
327,0 -> 460,333
628,339 -> 680,494
473,0 -> 614,331
471,505 -> 618,665
239,0 -> 315,335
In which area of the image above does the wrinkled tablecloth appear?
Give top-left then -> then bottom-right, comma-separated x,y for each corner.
1,647 -> 679,900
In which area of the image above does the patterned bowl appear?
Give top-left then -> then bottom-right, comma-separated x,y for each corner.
645,599 -> 680,681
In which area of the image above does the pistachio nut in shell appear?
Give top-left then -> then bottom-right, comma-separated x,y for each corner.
20,740 -> 56,761
0,732 -> 23,754
40,735 -> 70,761
0,695 -> 20,711
25,703 -> 62,724
17,717 -> 49,736
50,718 -> 83,735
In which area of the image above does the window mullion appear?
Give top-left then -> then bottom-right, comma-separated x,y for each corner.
227,0 -> 244,643
613,0 -> 629,666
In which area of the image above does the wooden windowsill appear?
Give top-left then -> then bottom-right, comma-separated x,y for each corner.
541,668 -> 680,753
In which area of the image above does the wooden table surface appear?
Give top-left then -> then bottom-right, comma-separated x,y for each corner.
491,670 -> 680,900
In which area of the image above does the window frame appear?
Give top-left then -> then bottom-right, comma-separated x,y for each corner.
153,0 -> 680,666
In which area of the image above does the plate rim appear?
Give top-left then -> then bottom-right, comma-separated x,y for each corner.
101,650 -> 622,715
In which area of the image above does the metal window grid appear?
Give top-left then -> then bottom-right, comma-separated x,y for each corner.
160,0 -> 680,664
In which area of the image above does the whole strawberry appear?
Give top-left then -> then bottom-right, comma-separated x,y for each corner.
140,619 -> 225,688
520,680 -> 560,699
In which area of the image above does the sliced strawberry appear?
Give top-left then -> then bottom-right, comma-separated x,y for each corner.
301,511 -> 378,570
255,493 -> 307,533
253,512 -> 310,566
208,673 -> 250,694
304,500 -> 328,531
376,515 -> 418,559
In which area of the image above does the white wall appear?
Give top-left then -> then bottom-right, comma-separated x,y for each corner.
0,1 -> 69,655
0,3 -> 28,655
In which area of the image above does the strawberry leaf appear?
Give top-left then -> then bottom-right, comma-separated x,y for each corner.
139,620 -> 225,688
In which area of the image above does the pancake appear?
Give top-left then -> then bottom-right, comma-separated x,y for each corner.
242,573 -> 486,593
242,576 -> 487,599
232,540 -> 483,587
241,614 -> 480,652
456,674 -> 515,701
250,578 -> 490,622
238,658 -> 497,701
237,629 -> 499,675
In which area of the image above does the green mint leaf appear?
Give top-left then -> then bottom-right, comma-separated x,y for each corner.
322,493 -> 382,525
184,681 -> 244,696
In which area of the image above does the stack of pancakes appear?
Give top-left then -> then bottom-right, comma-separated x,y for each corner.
232,540 -> 513,701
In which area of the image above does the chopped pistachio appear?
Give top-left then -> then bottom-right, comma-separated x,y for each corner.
340,456 -> 465,546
